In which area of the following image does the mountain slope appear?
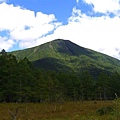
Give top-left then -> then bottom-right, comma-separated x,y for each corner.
10,39 -> 120,74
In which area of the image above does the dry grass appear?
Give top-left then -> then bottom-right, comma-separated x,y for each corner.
0,100 -> 117,120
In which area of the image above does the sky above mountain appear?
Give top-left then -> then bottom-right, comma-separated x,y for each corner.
0,0 -> 120,59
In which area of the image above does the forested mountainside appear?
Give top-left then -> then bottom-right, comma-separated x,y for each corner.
1,50 -> 120,102
11,39 -> 120,75
1,39 -> 120,102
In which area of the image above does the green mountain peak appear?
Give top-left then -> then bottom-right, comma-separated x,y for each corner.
10,39 -> 120,74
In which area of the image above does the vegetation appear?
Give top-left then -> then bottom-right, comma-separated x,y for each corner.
1,49 -> 120,102
0,100 -> 120,120
1,39 -> 120,119
10,39 -> 120,74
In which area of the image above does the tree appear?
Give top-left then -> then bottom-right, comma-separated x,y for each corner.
0,49 -> 7,57
96,72 -> 111,100
79,71 -> 95,100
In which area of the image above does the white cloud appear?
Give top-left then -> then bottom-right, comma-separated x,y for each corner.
76,0 -> 79,3
83,0 -> 120,14
0,3 -> 61,49
10,24 -> 55,41
0,2 -> 120,60
76,0 -> 79,5
0,3 -> 59,31
39,7 -> 120,59
0,36 -> 15,51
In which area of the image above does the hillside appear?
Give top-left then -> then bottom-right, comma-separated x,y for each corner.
1,39 -> 120,102
10,39 -> 120,74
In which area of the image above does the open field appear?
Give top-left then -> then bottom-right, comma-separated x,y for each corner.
0,100 -> 120,120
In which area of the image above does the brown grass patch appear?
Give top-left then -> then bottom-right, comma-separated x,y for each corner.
0,101 -> 116,120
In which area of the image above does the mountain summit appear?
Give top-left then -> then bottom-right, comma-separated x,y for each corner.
11,39 -> 120,74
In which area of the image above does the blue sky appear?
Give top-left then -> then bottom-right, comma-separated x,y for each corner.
0,0 -> 120,59
7,0 -> 76,23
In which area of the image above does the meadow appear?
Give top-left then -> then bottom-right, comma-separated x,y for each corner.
0,100 -> 120,120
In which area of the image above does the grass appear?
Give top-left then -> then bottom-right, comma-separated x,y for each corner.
0,100 -> 119,120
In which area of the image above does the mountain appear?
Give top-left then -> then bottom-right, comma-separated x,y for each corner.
2,39 -> 120,102
10,39 -> 120,75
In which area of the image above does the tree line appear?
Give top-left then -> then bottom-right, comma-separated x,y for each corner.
0,50 -> 120,102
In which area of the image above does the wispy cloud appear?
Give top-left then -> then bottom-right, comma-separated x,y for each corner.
83,0 -> 120,14
0,0 -> 7,3
76,0 -> 79,4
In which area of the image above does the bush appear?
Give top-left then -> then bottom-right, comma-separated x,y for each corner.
96,106 -> 114,115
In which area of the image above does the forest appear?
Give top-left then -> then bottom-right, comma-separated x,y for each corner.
1,49 -> 120,103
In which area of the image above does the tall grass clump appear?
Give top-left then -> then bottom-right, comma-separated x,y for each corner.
111,93 -> 120,119
96,94 -> 120,120
96,106 -> 114,115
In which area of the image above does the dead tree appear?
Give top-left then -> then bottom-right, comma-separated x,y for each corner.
8,106 -> 21,120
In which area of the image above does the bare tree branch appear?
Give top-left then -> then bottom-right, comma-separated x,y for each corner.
8,106 -> 23,120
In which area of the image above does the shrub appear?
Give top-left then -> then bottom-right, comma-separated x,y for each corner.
96,106 -> 114,115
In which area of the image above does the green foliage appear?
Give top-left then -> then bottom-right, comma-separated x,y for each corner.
10,39 -> 120,75
1,46 -> 120,102
96,106 -> 114,115
111,94 -> 120,119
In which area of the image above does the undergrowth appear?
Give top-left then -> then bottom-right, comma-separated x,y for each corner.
0,99 -> 120,120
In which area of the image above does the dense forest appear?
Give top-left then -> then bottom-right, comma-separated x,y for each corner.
1,49 -> 120,103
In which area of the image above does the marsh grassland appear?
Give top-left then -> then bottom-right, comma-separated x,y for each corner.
0,100 -> 120,120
